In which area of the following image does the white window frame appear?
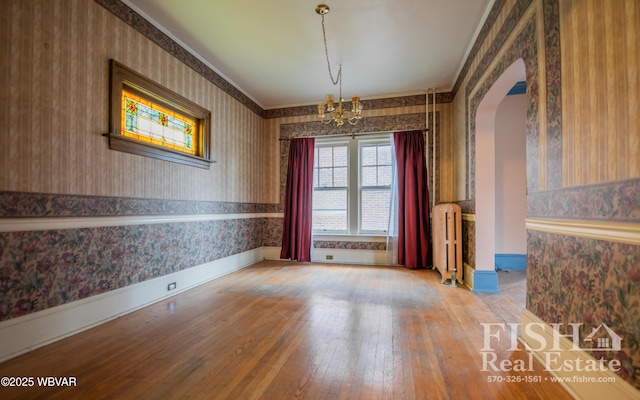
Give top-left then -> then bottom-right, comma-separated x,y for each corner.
312,139 -> 350,234
312,133 -> 392,236
357,137 -> 393,234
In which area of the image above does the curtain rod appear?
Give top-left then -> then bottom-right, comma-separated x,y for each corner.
278,129 -> 428,141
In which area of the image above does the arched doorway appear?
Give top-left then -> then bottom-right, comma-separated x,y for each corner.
474,59 -> 526,292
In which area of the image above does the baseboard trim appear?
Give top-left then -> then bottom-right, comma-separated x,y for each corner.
263,246 -> 390,266
472,270 -> 499,293
495,253 -> 527,270
463,262 -> 474,290
311,248 -> 388,265
520,309 -> 639,399
0,248 -> 264,363
263,246 -> 284,261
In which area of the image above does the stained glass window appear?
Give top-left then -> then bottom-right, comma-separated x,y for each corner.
107,60 -> 212,169
122,90 -> 196,155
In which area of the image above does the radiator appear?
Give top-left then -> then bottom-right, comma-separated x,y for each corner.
432,203 -> 463,285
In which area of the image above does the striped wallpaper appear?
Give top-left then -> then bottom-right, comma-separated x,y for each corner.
0,0 -> 269,204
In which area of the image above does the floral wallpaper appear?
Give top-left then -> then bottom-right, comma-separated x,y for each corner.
468,14 -> 539,197
279,113 -> 430,140
3,0 -> 636,391
0,190 -> 284,322
527,230 -> 640,389
528,179 -> 640,222
454,0 -> 640,389
0,191 -> 279,217
462,0 -> 562,196
314,241 -> 386,251
462,220 -> 476,268
263,217 -> 284,247
525,178 -> 640,389
264,93 -> 453,119
541,0 -> 563,189
0,215 -> 272,321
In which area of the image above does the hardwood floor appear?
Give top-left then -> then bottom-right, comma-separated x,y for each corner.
0,261 -> 571,399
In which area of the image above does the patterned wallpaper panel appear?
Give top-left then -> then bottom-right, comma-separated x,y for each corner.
528,230 -> 640,388
0,191 -> 280,218
462,220 -> 476,268
0,0 -> 269,204
263,217 -> 284,248
0,216 -> 268,321
2,0 -> 638,389
314,241 -> 386,251
467,8 -> 540,197
559,0 -> 640,186
528,179 -> 640,222
264,93 -> 452,119
450,0 -> 640,389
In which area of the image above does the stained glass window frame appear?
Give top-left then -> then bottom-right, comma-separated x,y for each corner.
106,60 -> 213,169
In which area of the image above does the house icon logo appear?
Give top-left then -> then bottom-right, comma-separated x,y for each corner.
582,323 -> 622,351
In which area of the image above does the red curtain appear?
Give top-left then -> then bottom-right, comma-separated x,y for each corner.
393,131 -> 431,268
280,138 -> 315,262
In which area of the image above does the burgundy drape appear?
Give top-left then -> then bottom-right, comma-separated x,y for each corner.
280,138 -> 315,262
393,130 -> 431,268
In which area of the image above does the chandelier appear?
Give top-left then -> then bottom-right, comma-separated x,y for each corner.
315,4 -> 363,126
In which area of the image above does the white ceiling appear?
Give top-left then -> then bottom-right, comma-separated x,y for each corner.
124,0 -> 494,110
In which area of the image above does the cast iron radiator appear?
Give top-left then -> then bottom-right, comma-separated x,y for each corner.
432,203 -> 463,285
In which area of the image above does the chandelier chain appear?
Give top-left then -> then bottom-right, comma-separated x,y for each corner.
321,14 -> 341,88
315,4 -> 362,126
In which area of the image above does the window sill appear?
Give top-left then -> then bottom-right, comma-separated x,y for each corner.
312,234 -> 388,242
105,134 -> 215,169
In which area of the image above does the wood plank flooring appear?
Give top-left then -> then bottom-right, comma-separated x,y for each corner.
0,261 -> 572,399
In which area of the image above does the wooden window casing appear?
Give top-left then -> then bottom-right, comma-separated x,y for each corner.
106,60 -> 213,169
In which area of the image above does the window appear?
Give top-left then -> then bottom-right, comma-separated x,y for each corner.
360,142 -> 393,231
121,89 -> 197,155
312,135 -> 392,234
313,143 -> 349,231
106,60 -> 213,169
